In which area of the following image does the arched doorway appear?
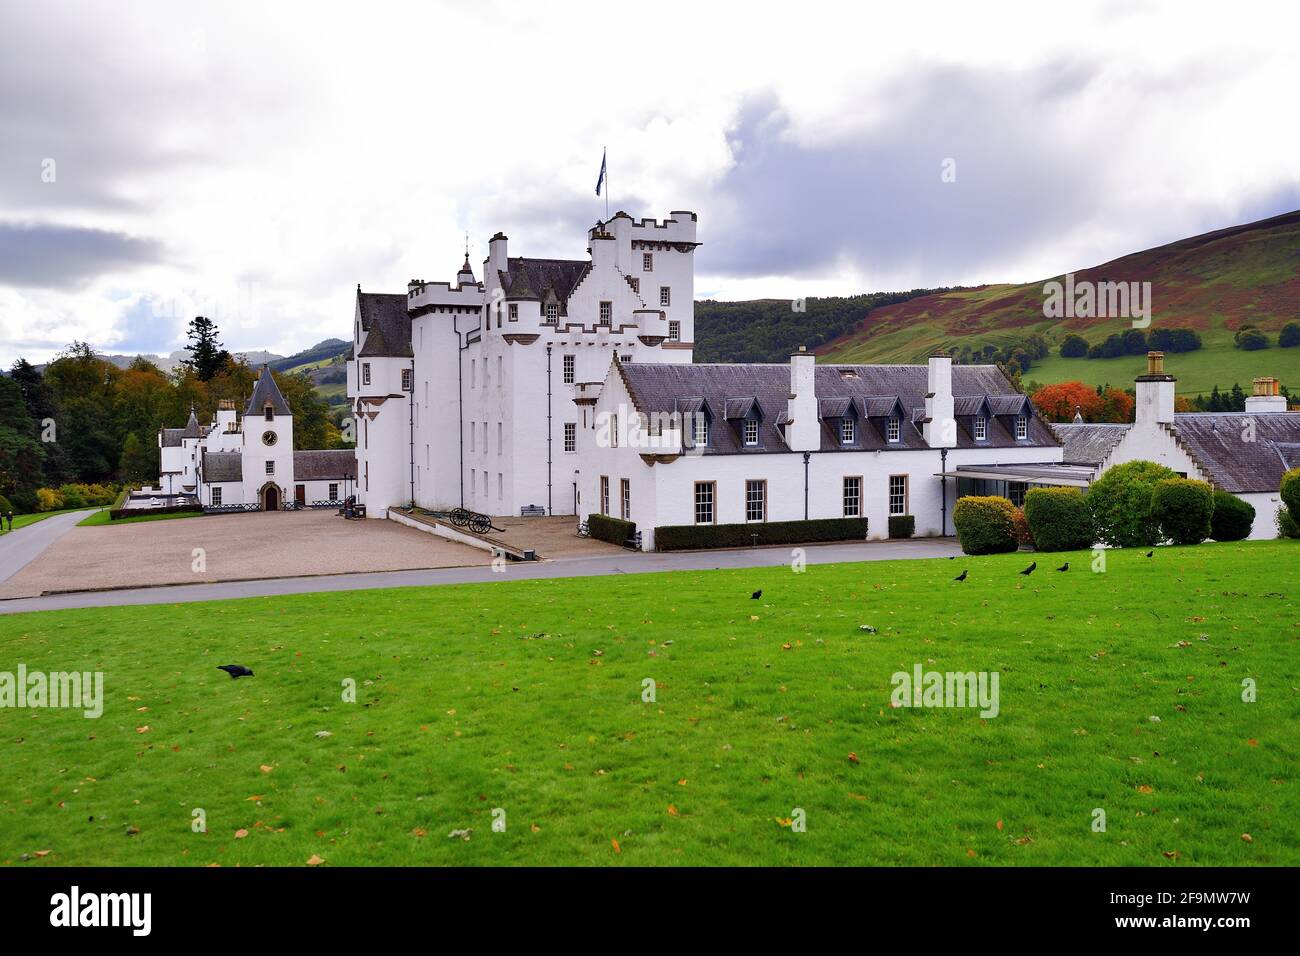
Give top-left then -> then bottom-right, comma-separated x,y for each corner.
261,484 -> 280,511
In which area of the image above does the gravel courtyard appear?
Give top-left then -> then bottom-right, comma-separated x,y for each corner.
0,509 -> 490,598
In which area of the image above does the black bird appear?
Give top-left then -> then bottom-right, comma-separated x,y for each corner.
217,664 -> 254,679
1019,562 -> 1037,576
751,590 -> 762,600
1145,550 -> 1154,558
1056,562 -> 1069,572
953,570 -> 968,582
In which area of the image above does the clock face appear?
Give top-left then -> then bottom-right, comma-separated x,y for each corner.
262,430 -> 278,446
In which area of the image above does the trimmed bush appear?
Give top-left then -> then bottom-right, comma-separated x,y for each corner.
1151,478 -> 1214,545
1022,486 -> 1093,551
888,514 -> 915,539
587,513 -> 636,547
1209,490 -> 1255,541
1087,460 -> 1177,548
1281,468 -> 1300,518
1279,507 -> 1300,539
1011,507 -> 1034,548
952,496 -> 1019,555
654,517 -> 869,552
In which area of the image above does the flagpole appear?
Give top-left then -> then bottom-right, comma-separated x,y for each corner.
604,146 -> 609,220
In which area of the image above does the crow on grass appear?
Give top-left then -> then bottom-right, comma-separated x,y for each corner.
953,570 -> 968,582
1020,562 -> 1037,576
217,664 -> 254,679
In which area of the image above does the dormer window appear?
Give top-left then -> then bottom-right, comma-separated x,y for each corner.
974,416 -> 987,440
693,416 -> 709,447
743,419 -> 759,446
840,419 -> 855,444
264,404 -> 274,422
545,303 -> 559,324
887,417 -> 900,442
1015,415 -> 1028,440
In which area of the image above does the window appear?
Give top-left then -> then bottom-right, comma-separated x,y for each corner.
497,422 -> 503,454
470,424 -> 475,452
889,475 -> 908,516
471,359 -> 476,388
1015,415 -> 1028,440
401,368 -> 412,391
745,479 -> 766,522
659,286 -> 671,307
600,476 -> 610,515
974,416 -> 987,441
694,481 -> 715,525
508,303 -> 518,321
328,483 -> 338,500
743,418 -> 759,446
562,354 -> 575,384
610,413 -> 619,448
668,320 -> 680,342
620,354 -> 632,364
496,302 -> 502,328
564,422 -> 576,453
643,252 -> 653,271
840,419 -> 855,444
843,477 -> 861,517
599,301 -> 612,325
496,356 -> 502,387
630,277 -> 639,294
1008,481 -> 1027,507
265,460 -> 275,475
620,479 -> 630,520
362,363 -> 371,386
264,405 -> 274,422
211,486 -> 222,506
693,415 -> 709,447
545,303 -> 559,323
887,417 -> 901,442
498,473 -> 503,500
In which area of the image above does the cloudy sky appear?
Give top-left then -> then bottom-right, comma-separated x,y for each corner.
2,0 -> 1297,365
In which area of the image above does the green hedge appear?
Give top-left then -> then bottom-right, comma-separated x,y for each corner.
110,503 -> 203,521
1279,507 -> 1300,539
888,515 -> 915,539
1087,460 -> 1177,548
1209,490 -> 1254,541
588,513 -> 636,546
1281,469 -> 1300,517
1023,487 -> 1094,552
654,517 -> 869,551
952,496 -> 1019,555
1151,478 -> 1214,545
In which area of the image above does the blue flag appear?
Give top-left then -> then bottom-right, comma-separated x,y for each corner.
595,149 -> 606,196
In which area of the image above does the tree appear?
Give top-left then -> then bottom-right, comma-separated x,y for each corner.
1059,334 -> 1089,358
1031,381 -> 1104,422
118,432 -> 157,481
1234,328 -> 1269,350
0,376 -> 45,498
1280,322 -> 1300,348
1121,328 -> 1148,355
42,342 -> 122,482
1098,386 -> 1135,423
182,316 -> 232,381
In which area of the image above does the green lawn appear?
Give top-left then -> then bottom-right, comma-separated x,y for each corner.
1,541 -> 1296,866
77,508 -> 203,527
0,508 -> 94,536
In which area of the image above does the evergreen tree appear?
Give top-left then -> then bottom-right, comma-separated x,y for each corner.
183,316 -> 232,381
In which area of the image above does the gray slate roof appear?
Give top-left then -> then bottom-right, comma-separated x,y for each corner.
357,292 -> 414,358
1172,412 -> 1300,493
293,450 -> 357,481
245,366 -> 292,416
203,450 -> 243,483
617,363 -> 1057,455
160,428 -> 186,448
499,257 -> 590,309
1051,423 -> 1132,465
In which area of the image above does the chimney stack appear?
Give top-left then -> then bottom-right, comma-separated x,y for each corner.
488,232 -> 508,279
1135,351 -> 1176,426
786,347 -> 819,451
1245,376 -> 1288,413
923,351 -> 955,447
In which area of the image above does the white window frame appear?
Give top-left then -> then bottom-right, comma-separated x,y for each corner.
610,413 -> 619,448
328,483 -> 338,500
362,363 -> 371,386
508,303 -> 518,321
889,475 -> 908,516
600,476 -> 610,515
745,479 -> 766,523
562,354 -> 575,384
974,416 -> 987,441
1015,415 -> 1028,440
694,481 -> 715,525
668,320 -> 680,342
564,422 -> 576,453
599,301 -> 612,325
840,419 -> 855,444
265,460 -> 275,475
643,252 -> 653,272
401,368 -> 412,391
211,486 -> 222,506
545,302 -> 559,323
742,418 -> 759,446
887,417 -> 901,443
620,478 -> 630,520
693,415 -> 708,447
843,476 -> 861,518
659,286 -> 671,307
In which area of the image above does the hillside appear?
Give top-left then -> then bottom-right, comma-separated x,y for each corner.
272,338 -> 351,407
814,210 -> 1300,396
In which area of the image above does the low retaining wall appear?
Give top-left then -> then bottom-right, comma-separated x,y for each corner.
387,509 -> 527,558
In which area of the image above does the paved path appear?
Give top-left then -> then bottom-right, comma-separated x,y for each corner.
0,510 -> 94,585
0,536 -> 961,615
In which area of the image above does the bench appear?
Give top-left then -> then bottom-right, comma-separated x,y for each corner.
520,505 -> 546,517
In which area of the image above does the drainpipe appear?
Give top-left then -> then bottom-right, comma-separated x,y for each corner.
940,447 -> 948,536
453,310 -> 482,508
408,358 -> 415,508
802,451 -> 810,519
546,344 -> 553,515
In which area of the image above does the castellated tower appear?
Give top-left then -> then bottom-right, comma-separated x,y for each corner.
347,211 -> 700,518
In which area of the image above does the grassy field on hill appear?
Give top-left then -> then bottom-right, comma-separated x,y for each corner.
1,541 -> 1295,866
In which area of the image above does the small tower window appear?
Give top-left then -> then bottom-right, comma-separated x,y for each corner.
264,404 -> 274,422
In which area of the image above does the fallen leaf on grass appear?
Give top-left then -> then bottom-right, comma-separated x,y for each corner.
260,765 -> 274,773
234,829 -> 248,839
135,726 -> 151,734
667,804 -> 680,817
611,838 -> 621,854
306,854 -> 324,866
996,819 -> 1004,831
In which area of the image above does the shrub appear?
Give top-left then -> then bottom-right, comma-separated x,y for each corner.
1280,321 -> 1300,348
952,496 -> 1019,555
1234,329 -> 1269,351
1281,468 -> 1300,518
1087,460 -> 1177,548
1022,487 -> 1094,551
58,484 -> 87,509
654,517 -> 869,551
588,513 -> 636,547
8,490 -> 37,514
35,488 -> 65,512
888,514 -> 915,539
1011,507 -> 1034,548
0,494 -> 11,515
1151,478 -> 1214,545
1279,507 -> 1300,539
1209,490 -> 1255,541
1059,334 -> 1089,358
